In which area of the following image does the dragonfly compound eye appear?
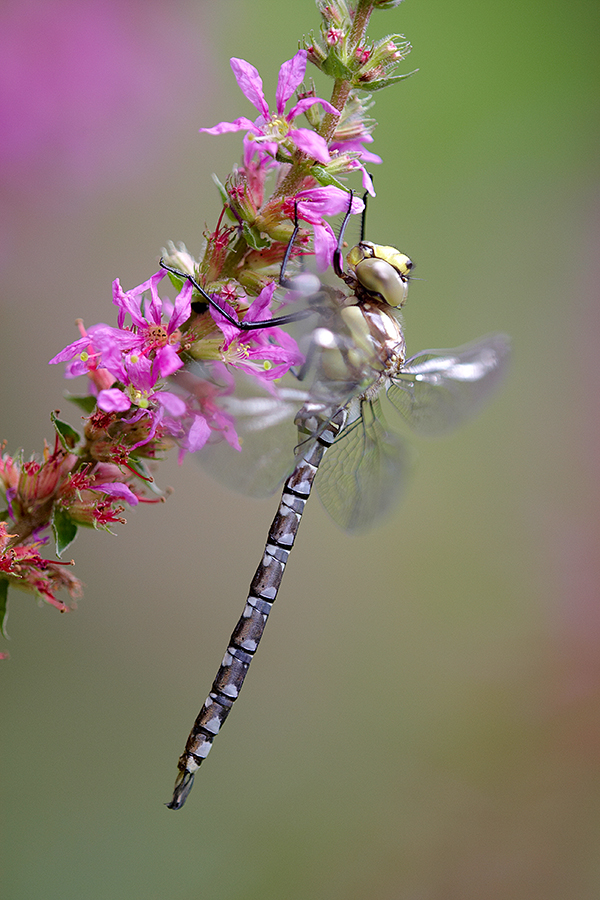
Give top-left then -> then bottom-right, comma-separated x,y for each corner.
346,241 -> 413,308
354,256 -> 409,308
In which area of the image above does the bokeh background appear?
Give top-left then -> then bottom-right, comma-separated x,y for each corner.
2,1 -> 599,897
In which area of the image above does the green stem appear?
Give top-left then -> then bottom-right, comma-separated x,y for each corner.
271,158 -> 311,202
317,1 -> 375,145
350,0 -> 374,48
319,78 -> 351,145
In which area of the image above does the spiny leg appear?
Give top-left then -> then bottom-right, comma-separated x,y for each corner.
160,198 -> 317,331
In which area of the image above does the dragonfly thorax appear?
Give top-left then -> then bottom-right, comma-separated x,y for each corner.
358,300 -> 406,376
339,298 -> 406,382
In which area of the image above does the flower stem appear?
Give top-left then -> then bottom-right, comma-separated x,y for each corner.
319,0 -> 375,145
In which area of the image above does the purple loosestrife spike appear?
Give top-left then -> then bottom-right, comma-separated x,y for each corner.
7,0 -> 422,661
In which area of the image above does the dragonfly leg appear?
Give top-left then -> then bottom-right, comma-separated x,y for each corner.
160,258 -> 314,331
333,183 -> 371,280
279,199 -> 301,287
333,190 -> 354,279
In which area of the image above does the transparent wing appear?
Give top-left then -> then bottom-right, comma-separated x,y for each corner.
200,390 -> 310,498
316,396 -> 410,533
169,275 -> 382,499
195,350 -> 366,499
285,283 -> 379,406
387,332 -> 510,437
171,361 -> 310,498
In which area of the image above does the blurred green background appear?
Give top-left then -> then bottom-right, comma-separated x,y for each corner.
1,1 -> 599,897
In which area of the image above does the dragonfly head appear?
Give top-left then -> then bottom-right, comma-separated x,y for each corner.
347,241 -> 413,309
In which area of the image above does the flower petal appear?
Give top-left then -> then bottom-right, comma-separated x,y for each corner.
243,281 -> 276,323
230,58 -> 269,117
275,50 -> 307,114
330,137 -> 383,165
209,297 -> 243,349
296,185 -> 364,219
287,96 -> 339,120
95,482 -> 139,506
346,160 -> 376,196
167,279 -> 193,333
313,221 -> 337,271
358,165 -> 376,196
154,390 -> 187,417
154,344 -> 184,378
49,335 -> 94,365
187,414 -> 212,452
287,128 -> 331,165
355,147 -> 382,165
199,116 -> 260,137
97,388 -> 131,412
255,139 -> 279,160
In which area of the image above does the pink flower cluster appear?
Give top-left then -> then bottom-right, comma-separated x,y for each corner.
50,268 -> 305,460
199,50 -> 369,273
201,50 -> 377,192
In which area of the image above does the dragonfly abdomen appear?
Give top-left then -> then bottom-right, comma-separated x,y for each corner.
167,407 -> 347,809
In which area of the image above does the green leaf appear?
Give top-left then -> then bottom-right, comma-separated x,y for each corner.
310,166 -> 348,191
322,55 -> 354,81
65,393 -> 97,415
242,222 -> 271,251
358,69 -> 419,93
211,173 -> 229,205
50,412 -> 80,450
0,578 -> 9,640
166,269 -> 185,290
52,506 -> 78,558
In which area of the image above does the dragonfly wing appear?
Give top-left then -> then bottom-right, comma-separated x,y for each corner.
169,297 -> 375,500
181,279 -> 349,496
171,361 -> 309,498
387,332 -> 510,437
316,397 -> 410,533
198,389 -> 306,497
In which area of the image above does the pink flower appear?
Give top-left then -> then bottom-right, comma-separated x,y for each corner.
200,50 -> 339,164
331,136 -> 382,167
49,272 -> 191,379
167,363 -> 244,461
209,282 -> 305,383
0,522 -> 81,613
291,186 -> 364,271
49,322 -> 131,390
50,273 -> 192,414
89,481 -> 139,506
111,271 -> 192,379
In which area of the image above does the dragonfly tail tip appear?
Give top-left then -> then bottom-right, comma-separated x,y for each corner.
165,770 -> 196,810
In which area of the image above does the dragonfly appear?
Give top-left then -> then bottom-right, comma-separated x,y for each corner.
161,200 -> 510,809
